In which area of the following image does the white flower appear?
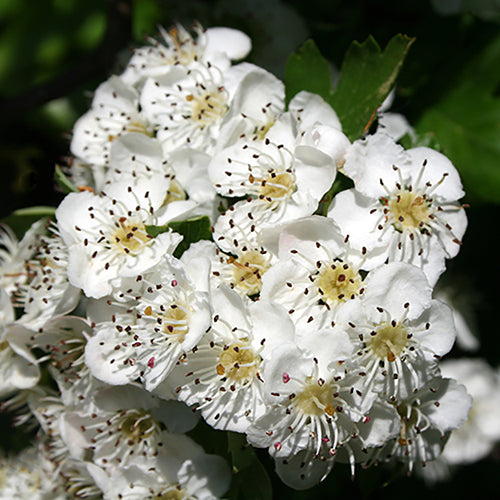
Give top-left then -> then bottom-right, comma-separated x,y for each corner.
71,76 -> 153,168
61,385 -> 198,469
364,376 -> 472,473
167,284 -> 295,433
0,219 -> 48,296
247,344 -> 367,490
121,22 -> 251,88
211,135 -> 337,253
140,62 -> 257,155
335,263 -> 456,400
0,287 -> 40,398
182,239 -> 274,299
328,132 -> 467,285
440,358 -> 500,464
88,443 -> 231,500
16,230 -> 81,330
0,445 -> 67,500
33,316 -> 103,409
55,185 -> 182,298
260,216 -> 367,330
85,255 -> 211,391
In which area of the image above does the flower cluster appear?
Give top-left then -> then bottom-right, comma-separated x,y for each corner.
0,22 -> 483,497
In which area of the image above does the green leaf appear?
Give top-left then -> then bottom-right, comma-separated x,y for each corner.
315,172 -> 354,216
284,35 -> 414,142
54,164 -> 78,193
415,34 -> 500,203
398,131 -> 443,152
329,34 -> 414,141
226,433 -> 272,500
284,39 -> 334,107
227,432 -> 256,472
1,206 -> 56,239
146,216 -> 212,258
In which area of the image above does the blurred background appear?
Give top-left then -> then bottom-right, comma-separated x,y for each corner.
0,0 -> 499,497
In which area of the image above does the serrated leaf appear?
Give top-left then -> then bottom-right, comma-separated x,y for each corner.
146,216 -> 212,258
284,39 -> 334,106
54,164 -> 79,194
284,35 -> 414,142
1,206 -> 56,239
330,34 -> 414,140
415,34 -> 500,203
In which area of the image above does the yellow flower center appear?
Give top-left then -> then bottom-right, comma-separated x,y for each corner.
118,409 -> 156,441
315,262 -> 362,306
144,303 -> 190,342
163,179 -> 187,205
383,190 -> 433,232
153,485 -> 187,500
111,217 -> 150,254
295,379 -> 336,417
227,250 -> 271,296
216,341 -> 260,383
250,171 -> 295,201
186,89 -> 228,128
369,322 -> 408,362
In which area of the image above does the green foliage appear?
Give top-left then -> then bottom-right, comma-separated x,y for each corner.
284,39 -> 333,107
330,35 -> 414,140
227,432 -> 273,500
1,206 -> 55,239
146,216 -> 212,258
415,34 -> 500,203
54,164 -> 79,194
285,35 -> 414,141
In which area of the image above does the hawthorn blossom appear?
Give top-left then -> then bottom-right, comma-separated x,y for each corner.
211,133 -> 338,253
0,287 -> 40,398
247,344 -> 369,489
88,446 -> 231,500
85,255 -> 211,391
182,239 -> 274,299
61,385 -> 198,469
0,219 -> 48,296
55,184 -> 183,299
0,445 -> 67,500
260,216 -> 368,330
140,62 -> 265,155
440,358 -> 500,464
334,263 -> 456,400
16,231 -> 80,330
363,377 -> 472,472
70,76 -> 153,169
167,284 -> 295,433
121,23 -> 251,88
33,316 -> 103,409
329,132 -> 467,285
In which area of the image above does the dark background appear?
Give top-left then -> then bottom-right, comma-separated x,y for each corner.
0,0 -> 499,497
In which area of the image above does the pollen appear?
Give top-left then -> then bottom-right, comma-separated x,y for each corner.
369,321 -> 408,361
295,379 -> 336,417
189,88 -> 228,128
111,218 -> 150,254
384,189 -> 434,233
258,171 -> 295,201
228,250 -> 271,296
217,341 -> 261,383
315,261 -> 362,306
